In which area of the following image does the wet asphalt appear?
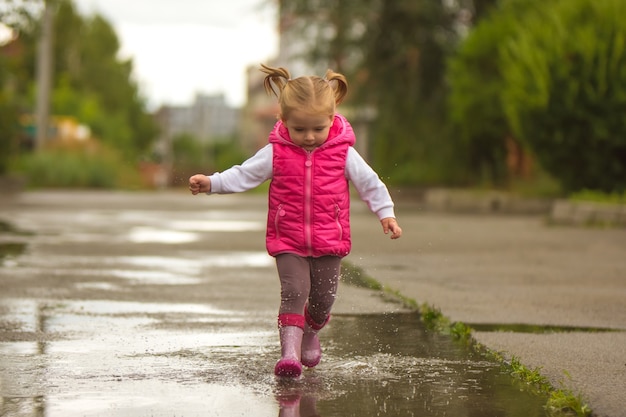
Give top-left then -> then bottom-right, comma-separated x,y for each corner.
1,190 -> 625,417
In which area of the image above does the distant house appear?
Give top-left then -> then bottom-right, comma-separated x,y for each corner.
154,93 -> 240,146
151,93 -> 240,186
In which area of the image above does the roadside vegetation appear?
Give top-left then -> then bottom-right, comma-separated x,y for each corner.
1,0 -> 624,197
341,261 -> 592,417
568,190 -> 626,205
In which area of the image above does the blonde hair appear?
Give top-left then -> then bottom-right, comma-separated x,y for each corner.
260,64 -> 348,120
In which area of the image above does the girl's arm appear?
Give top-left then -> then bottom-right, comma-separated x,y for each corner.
345,147 -> 396,220
192,144 -> 273,194
346,147 -> 402,239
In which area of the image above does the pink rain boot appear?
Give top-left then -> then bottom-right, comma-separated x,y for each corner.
301,307 -> 330,368
274,313 -> 305,377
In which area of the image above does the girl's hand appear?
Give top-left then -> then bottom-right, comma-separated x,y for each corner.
189,174 -> 211,195
381,217 -> 402,239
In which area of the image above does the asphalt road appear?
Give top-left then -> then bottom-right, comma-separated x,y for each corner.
351,194 -> 626,417
1,190 -> 625,417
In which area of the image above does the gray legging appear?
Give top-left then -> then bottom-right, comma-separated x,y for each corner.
275,253 -> 341,325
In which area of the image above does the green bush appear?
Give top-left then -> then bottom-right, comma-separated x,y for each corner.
500,0 -> 626,193
13,145 -> 143,189
447,7 -> 519,186
569,190 -> 626,204
170,134 -> 249,186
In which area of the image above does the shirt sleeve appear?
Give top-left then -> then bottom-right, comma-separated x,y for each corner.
208,144 -> 273,194
346,147 -> 396,220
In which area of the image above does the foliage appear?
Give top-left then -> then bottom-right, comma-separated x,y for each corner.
279,0 -> 466,186
0,0 -> 41,31
0,1 -> 38,174
446,4 -> 521,186
500,0 -> 626,193
0,86 -> 20,174
50,0 -> 158,157
210,138 -> 249,173
0,0 -> 158,178
446,0 -> 626,194
169,133 -> 247,186
362,1 -> 462,186
12,142 -> 143,189
169,133 -> 208,185
507,357 -> 592,417
568,189 -> 626,205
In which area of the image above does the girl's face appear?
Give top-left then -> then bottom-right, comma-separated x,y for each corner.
283,110 -> 333,151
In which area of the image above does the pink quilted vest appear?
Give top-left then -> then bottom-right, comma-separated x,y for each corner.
266,114 -> 356,257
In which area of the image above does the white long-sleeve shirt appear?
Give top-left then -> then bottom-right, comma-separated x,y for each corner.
208,144 -> 396,220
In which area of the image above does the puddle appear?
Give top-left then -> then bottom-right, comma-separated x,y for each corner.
0,302 -> 549,417
0,197 -> 553,416
127,227 -> 200,244
125,220 -> 265,244
167,219 -> 265,232
0,242 -> 26,265
311,313 -> 549,417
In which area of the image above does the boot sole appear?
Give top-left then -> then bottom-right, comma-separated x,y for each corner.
274,359 -> 302,377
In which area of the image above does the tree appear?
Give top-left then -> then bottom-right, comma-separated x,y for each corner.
446,1 -> 536,186
51,1 -> 158,157
359,1 -> 459,184
0,0 -> 40,173
279,0 -> 464,185
500,0 -> 626,193
1,0 -> 157,174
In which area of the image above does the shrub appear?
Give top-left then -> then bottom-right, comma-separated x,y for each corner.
13,142 -> 143,189
500,0 -> 626,193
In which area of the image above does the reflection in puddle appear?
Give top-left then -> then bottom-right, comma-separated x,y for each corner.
107,269 -> 201,285
0,301 -> 550,416
126,219 -> 265,244
4,251 -> 273,288
167,219 -> 265,232
57,299 -> 241,316
45,384 -> 276,416
127,227 -> 199,244
118,252 -> 273,269
74,282 -> 121,291
0,242 -> 26,267
0,199 -> 553,417
0,341 -> 41,355
280,313 -> 549,417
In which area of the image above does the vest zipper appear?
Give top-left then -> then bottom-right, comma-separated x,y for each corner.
335,204 -> 342,241
304,152 -> 313,255
274,203 -> 283,239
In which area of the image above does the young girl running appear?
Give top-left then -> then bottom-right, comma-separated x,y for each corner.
189,64 -> 402,378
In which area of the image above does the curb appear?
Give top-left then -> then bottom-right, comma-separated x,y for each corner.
550,200 -> 626,227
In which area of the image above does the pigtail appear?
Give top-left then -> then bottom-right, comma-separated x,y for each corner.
325,69 -> 348,105
260,64 -> 291,98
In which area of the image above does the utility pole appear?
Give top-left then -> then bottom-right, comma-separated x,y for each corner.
34,0 -> 54,151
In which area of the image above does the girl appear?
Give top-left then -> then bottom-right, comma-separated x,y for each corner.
189,64 -> 402,378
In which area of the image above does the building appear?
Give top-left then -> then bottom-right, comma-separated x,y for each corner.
152,93 -> 240,185
154,93 -> 239,146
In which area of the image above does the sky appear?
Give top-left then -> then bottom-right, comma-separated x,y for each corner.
72,0 -> 279,109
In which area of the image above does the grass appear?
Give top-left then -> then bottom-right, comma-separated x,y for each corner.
568,189 -> 626,205
506,357 -> 592,417
340,260 -> 593,417
10,143 -> 144,190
